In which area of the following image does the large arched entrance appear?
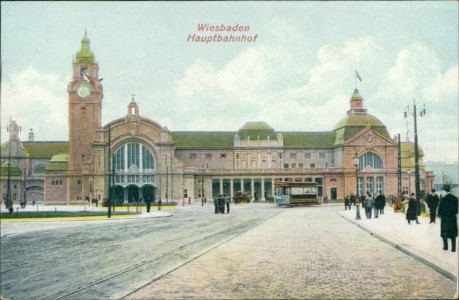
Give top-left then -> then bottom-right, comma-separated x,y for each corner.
113,186 -> 124,205
127,185 -> 140,203
142,185 -> 155,203
112,185 -> 157,204
111,141 -> 157,203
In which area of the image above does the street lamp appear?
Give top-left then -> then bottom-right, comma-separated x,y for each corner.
201,164 -> 204,206
89,177 -> 93,208
407,170 -> 412,195
354,157 -> 361,220
404,100 -> 426,213
5,134 -> 13,211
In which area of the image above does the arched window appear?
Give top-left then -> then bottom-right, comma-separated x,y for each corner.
358,152 -> 383,170
32,164 -> 46,174
112,142 -> 155,174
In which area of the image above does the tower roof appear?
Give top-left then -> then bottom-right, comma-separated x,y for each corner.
333,89 -> 391,143
45,153 -> 69,173
0,161 -> 22,178
75,31 -> 95,65
238,121 -> 277,140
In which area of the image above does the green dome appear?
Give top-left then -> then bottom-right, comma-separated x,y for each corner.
401,141 -> 425,170
75,31 -> 95,65
0,161 -> 22,177
334,114 -> 385,130
237,121 -> 277,140
49,153 -> 69,162
46,153 -> 68,172
333,114 -> 391,144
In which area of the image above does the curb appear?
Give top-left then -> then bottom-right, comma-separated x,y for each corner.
0,212 -> 173,222
337,212 -> 457,282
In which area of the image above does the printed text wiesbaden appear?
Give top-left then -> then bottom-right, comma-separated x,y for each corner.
187,23 -> 258,44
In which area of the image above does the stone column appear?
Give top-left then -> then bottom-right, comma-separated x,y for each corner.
261,178 -> 265,201
230,179 -> 234,199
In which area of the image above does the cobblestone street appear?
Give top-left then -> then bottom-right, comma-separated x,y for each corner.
1,204 -> 456,299
128,205 -> 456,299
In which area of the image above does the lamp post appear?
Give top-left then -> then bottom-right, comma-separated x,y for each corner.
201,164 -> 204,206
407,170 -> 412,195
89,177 -> 93,208
354,157 -> 361,220
404,100 -> 426,213
107,123 -> 112,218
5,136 -> 12,211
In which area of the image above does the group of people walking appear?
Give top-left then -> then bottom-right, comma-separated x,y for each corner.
406,187 -> 457,252
214,194 -> 230,214
361,191 -> 386,219
348,186 -> 458,253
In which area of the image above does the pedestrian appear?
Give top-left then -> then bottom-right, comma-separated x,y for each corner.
344,196 -> 351,210
364,192 -> 373,219
220,195 -> 225,213
406,193 -> 420,224
350,193 -> 356,206
373,193 -> 379,218
145,198 -> 151,213
214,197 -> 218,214
225,196 -> 230,214
438,185 -> 458,252
188,197 -> 191,204
426,189 -> 439,224
375,191 -> 386,215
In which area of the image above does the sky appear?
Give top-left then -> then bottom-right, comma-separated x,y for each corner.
1,1 -> 458,164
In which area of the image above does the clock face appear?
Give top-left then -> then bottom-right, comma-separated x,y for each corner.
76,84 -> 91,99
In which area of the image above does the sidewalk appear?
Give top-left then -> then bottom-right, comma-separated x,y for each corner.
337,205 -> 458,282
0,205 -> 172,237
1,204 -> 174,216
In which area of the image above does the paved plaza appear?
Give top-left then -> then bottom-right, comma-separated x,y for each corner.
126,205 -> 457,299
1,203 -> 457,299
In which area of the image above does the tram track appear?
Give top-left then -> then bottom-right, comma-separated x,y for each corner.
0,216 -> 214,275
53,217 -> 272,300
1,207 -> 281,300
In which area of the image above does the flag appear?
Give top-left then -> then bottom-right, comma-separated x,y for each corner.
355,70 -> 362,82
83,71 -> 95,84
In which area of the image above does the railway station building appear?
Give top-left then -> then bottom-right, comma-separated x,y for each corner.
1,33 -> 435,206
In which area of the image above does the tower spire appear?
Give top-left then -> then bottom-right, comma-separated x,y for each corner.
75,30 -> 95,64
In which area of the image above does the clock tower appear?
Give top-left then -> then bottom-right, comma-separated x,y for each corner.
67,31 -> 103,200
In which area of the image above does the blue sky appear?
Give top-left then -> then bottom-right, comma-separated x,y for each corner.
1,1 -> 458,163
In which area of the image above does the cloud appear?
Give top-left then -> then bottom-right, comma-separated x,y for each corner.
1,66 -> 68,142
421,65 -> 458,104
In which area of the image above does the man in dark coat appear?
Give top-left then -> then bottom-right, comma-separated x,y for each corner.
426,189 -> 440,224
219,195 -> 225,214
225,195 -> 230,214
364,192 -> 373,219
375,191 -> 385,215
344,196 -> 351,210
406,193 -> 420,224
145,198 -> 152,213
438,185 -> 458,252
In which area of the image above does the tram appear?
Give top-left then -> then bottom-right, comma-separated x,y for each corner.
274,182 -> 320,206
